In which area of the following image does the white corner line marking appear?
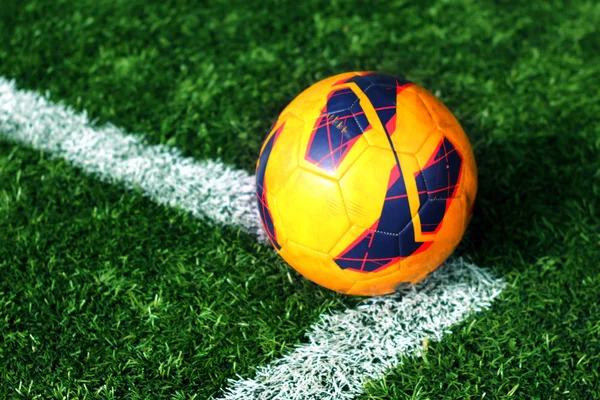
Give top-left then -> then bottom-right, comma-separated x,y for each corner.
218,258 -> 505,400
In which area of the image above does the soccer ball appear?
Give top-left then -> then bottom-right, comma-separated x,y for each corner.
256,72 -> 477,296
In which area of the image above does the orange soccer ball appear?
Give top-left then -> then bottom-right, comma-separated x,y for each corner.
256,72 -> 477,296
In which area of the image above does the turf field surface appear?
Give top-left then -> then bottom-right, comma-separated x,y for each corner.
1,0 -> 599,398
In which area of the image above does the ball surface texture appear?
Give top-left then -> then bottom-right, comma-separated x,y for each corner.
256,72 -> 477,296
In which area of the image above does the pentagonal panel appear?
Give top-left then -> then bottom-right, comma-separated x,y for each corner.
276,168 -> 350,254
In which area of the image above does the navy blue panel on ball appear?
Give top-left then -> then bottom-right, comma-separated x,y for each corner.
334,230 -> 400,272
346,72 -> 410,92
324,88 -> 356,113
418,200 -> 448,233
306,87 -> 369,172
415,137 -> 463,235
421,138 -> 463,199
349,97 -> 370,132
361,73 -> 401,88
365,85 -> 396,134
376,167 -> 412,234
346,74 -> 399,136
399,221 -> 427,257
256,123 -> 284,250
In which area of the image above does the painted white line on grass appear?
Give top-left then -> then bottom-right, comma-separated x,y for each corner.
0,77 -> 267,240
0,77 -> 505,399
219,258 -> 504,400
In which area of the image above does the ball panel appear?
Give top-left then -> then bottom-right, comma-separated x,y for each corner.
268,194 -> 289,247
344,268 -> 406,296
276,168 -> 350,254
339,77 -> 402,151
396,153 -> 427,219
413,86 -> 462,131
362,84 -> 398,137
263,113 -> 304,196
299,85 -> 372,178
391,86 -> 438,154
256,121 -> 287,250
401,196 -> 467,279
440,123 -> 478,216
329,226 -> 404,280
414,130 -> 465,199
346,196 -> 468,296
338,146 -> 397,229
333,225 -> 401,274
280,240 -> 355,294
359,72 -> 410,88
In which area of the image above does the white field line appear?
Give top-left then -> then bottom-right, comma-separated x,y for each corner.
219,258 -> 504,400
0,77 -> 505,400
0,77 -> 267,241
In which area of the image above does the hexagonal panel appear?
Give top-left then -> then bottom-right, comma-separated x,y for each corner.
338,146 -> 397,229
275,168 -> 350,254
391,86 -> 437,155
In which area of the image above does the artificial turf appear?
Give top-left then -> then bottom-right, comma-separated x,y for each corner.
0,0 -> 599,398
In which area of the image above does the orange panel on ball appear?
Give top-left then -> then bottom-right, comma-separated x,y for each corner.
338,146 -> 397,229
392,86 -> 437,154
280,240 -> 355,294
400,196 -> 467,281
275,168 -> 350,254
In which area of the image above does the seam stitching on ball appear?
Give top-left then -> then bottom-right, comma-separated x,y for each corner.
349,83 -> 374,110
364,228 -> 399,236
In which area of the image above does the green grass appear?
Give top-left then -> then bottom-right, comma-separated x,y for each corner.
0,145 -> 358,398
1,0 -> 599,398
